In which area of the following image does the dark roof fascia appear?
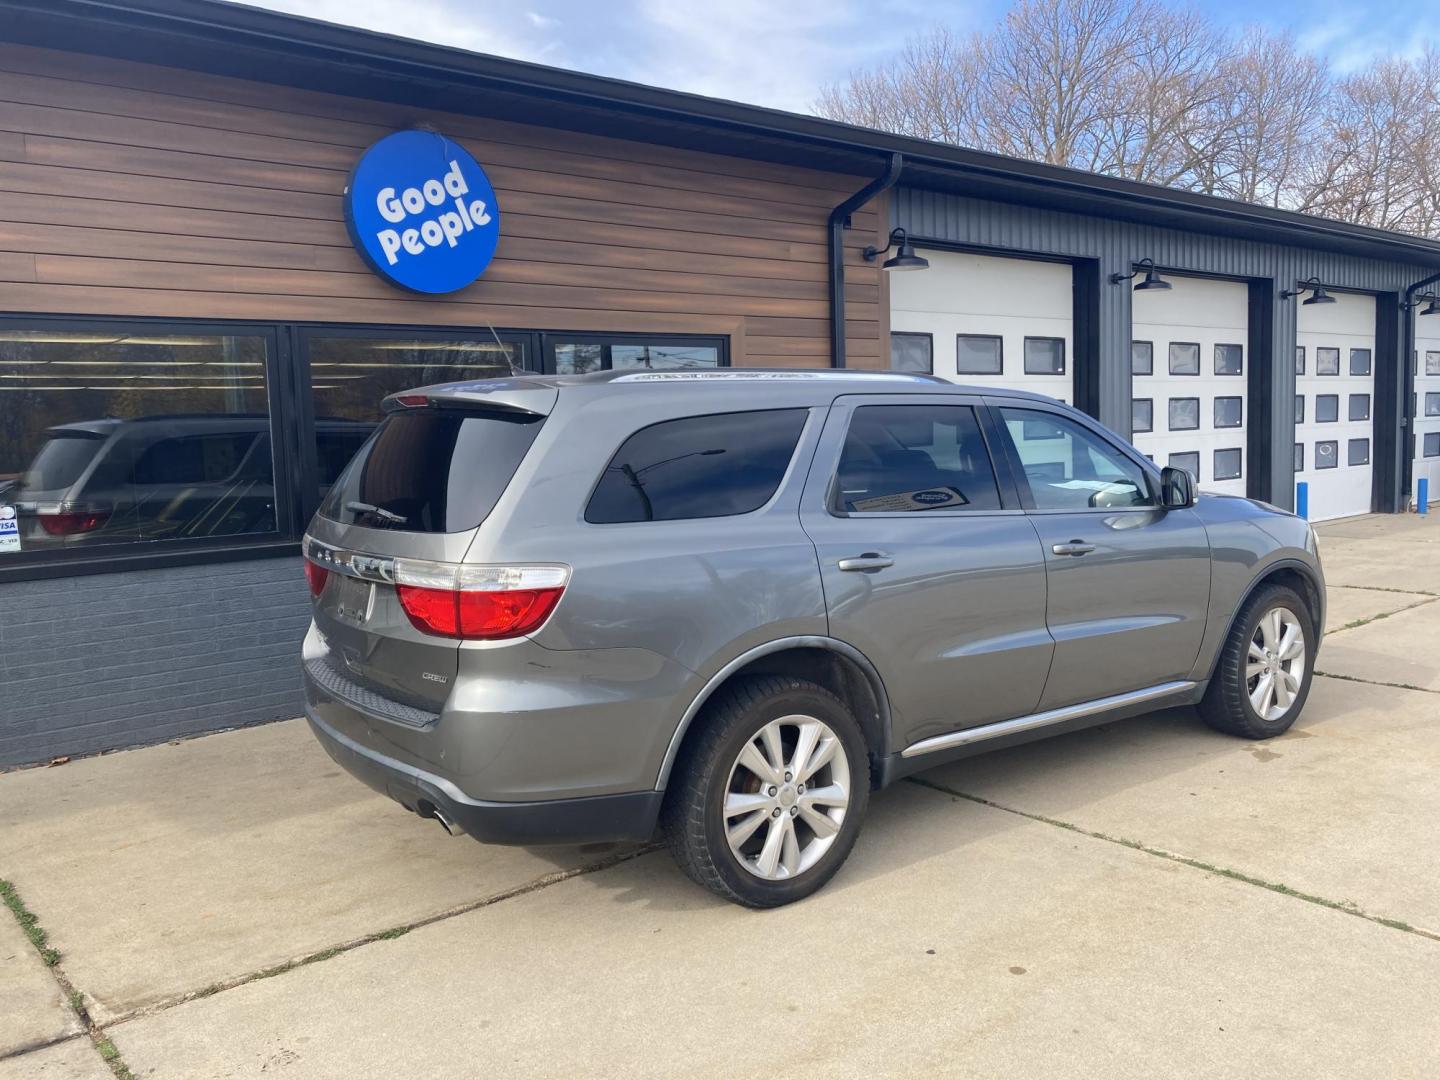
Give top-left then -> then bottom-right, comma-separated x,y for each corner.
10,0 -> 1440,269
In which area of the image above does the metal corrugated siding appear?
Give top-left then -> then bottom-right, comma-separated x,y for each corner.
894,187 -> 1430,510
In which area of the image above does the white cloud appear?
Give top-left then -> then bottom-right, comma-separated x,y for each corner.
526,11 -> 560,30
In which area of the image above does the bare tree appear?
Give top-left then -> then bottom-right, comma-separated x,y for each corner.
815,2 -> 1440,238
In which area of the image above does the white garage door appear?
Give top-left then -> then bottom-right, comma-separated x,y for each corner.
889,250 -> 1072,403
1296,293 -> 1375,521
1131,277 -> 1249,496
1416,324 -> 1440,509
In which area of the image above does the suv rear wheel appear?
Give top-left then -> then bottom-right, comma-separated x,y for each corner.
1199,583 -> 1314,739
663,675 -> 869,908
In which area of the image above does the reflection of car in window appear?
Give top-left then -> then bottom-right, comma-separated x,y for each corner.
9,415 -> 373,549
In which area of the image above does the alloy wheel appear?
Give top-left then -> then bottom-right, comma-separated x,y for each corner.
722,714 -> 851,880
1246,606 -> 1307,722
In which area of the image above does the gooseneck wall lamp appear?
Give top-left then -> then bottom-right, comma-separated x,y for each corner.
1281,277 -> 1337,305
863,228 -> 929,271
1110,258 -> 1171,291
1402,292 -> 1440,315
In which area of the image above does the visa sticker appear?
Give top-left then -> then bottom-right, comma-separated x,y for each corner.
0,505 -> 20,553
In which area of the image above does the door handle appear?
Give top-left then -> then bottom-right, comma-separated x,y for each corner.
837,552 -> 894,572
1051,541 -> 1096,556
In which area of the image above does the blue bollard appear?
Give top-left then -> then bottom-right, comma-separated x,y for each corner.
1421,477 -> 1430,515
1296,481 -> 1309,520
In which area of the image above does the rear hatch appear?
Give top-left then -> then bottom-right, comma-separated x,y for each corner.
304,391 -> 552,712
11,426 -> 115,546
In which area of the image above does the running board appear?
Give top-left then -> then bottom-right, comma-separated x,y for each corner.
900,681 -> 1197,759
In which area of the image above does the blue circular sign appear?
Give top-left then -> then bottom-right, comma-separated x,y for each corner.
344,130 -> 501,294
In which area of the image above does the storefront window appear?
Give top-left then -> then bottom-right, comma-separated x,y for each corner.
0,326 -> 275,555
549,337 -> 723,374
303,334 -> 523,501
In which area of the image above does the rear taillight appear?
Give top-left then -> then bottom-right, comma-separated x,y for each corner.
303,559 -> 329,597
37,509 -> 110,536
394,563 -> 568,640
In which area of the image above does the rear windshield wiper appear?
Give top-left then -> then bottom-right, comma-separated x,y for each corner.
344,500 -> 406,526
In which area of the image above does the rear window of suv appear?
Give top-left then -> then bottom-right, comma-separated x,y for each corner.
586,409 -> 808,523
318,410 -> 543,532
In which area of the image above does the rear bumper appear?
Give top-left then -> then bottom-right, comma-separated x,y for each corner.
307,710 -> 663,846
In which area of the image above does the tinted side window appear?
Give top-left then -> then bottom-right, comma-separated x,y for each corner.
1000,407 -> 1155,510
586,409 -> 807,523
835,405 -> 1001,513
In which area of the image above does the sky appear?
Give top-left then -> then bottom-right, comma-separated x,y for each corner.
246,0 -> 1440,115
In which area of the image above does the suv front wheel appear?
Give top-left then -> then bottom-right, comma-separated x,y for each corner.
1200,583 -> 1315,739
663,675 -> 870,908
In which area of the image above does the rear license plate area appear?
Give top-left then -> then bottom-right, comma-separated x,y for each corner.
333,575 -> 374,625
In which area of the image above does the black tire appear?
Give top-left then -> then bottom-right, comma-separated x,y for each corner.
662,675 -> 870,908
1199,583 -> 1315,739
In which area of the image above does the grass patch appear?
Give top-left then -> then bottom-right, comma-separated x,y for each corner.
908,776 -> 1440,943
0,878 -> 59,965
95,1037 -> 136,1080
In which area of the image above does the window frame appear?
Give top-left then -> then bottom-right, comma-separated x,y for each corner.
1315,393 -> 1340,424
889,331 -> 934,375
1214,396 -> 1244,429
1168,397 -> 1201,431
1131,397 -> 1154,434
1349,348 -> 1372,377
1316,347 -> 1341,376
1314,440 -> 1339,470
1348,438 -> 1370,467
986,398 -> 1161,515
1295,346 -> 1306,375
0,315 -> 731,582
1349,393 -> 1371,422
956,333 -> 1004,376
1424,432 -> 1440,458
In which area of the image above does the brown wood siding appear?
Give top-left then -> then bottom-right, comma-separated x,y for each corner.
0,44 -> 888,368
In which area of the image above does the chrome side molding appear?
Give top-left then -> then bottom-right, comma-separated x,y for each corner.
900,680 -> 1197,759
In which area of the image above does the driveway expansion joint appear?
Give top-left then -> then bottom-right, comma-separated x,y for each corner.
905,775 -> 1440,944
0,878 -> 136,1079
1314,670 -> 1438,694
105,841 -> 662,1029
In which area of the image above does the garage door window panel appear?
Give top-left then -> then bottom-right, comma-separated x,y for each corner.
1349,394 -> 1370,421
1132,399 -> 1153,434
999,408 -> 1154,511
1214,344 -> 1244,376
1024,337 -> 1066,375
890,333 -> 933,374
1427,352 -> 1440,376
1426,393 -> 1440,417
1168,397 -> 1200,431
1317,348 -> 1340,376
1213,448 -> 1242,481
1168,342 -> 1201,376
1132,341 -> 1153,376
1348,438 -> 1370,467
1425,432 -> 1440,456
1315,441 -> 1339,469
834,405 -> 1002,513
1214,397 -> 1243,428
1294,443 -> 1304,471
1295,347 -> 1306,375
1316,395 -> 1339,423
1168,451 -> 1200,482
957,335 -> 1003,376
1295,395 -> 1305,423
1350,349 -> 1372,376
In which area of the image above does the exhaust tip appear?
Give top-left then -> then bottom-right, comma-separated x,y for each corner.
416,800 -> 456,836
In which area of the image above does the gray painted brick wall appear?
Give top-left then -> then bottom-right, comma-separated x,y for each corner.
1,557 -> 310,767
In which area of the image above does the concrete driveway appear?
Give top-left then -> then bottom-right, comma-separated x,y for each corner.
3,513 -> 1438,1079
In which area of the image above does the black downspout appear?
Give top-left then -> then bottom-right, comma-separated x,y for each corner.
828,152 -> 903,368
1400,270 -> 1440,509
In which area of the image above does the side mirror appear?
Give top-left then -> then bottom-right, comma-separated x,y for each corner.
1160,466 -> 1195,509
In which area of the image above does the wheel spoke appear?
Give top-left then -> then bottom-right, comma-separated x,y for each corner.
798,735 -> 838,784
1279,627 -> 1304,662
1280,669 -> 1301,696
1260,611 -> 1280,651
727,810 -> 768,849
724,791 -> 772,819
1248,641 -> 1267,664
1249,673 -> 1274,717
759,721 -> 786,777
789,721 -> 821,782
779,816 -> 801,877
1272,671 -> 1293,710
802,783 -> 849,811
736,741 -> 780,786
1246,661 -> 1265,682
799,803 -> 839,838
754,814 -> 786,877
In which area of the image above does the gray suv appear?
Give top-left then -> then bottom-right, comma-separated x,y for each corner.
301,370 -> 1323,907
